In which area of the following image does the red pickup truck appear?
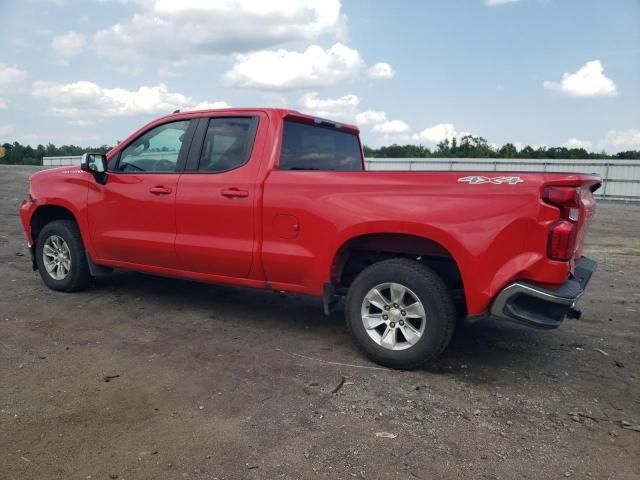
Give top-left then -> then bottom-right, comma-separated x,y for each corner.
20,108 -> 600,369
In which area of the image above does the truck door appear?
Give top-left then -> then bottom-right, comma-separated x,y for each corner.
174,114 -> 266,277
87,119 -> 195,269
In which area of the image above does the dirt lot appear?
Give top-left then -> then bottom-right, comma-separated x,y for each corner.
1,165 -> 638,480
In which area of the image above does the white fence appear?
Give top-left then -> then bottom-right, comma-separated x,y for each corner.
42,151 -> 177,168
366,158 -> 640,201
42,156 -> 83,167
42,156 -> 640,201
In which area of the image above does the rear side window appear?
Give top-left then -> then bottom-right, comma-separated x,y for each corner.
198,117 -> 256,172
279,121 -> 363,171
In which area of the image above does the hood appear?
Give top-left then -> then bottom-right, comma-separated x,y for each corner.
31,164 -> 85,180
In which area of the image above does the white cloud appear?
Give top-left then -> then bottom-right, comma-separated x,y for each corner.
0,64 -> 28,91
0,124 -> 15,137
68,119 -> 98,127
564,137 -> 593,150
413,123 -> 468,144
298,92 -> 359,120
352,109 -> 409,136
600,128 -> 640,152
371,120 -> 410,134
31,80 -> 229,117
484,0 -> 520,5
158,67 -> 180,78
371,132 -> 413,147
296,96 -> 410,138
355,110 -> 387,126
0,99 -> 7,110
223,43 -> 366,90
94,0 -> 345,61
543,60 -> 617,98
192,100 -> 231,110
52,32 -> 87,62
367,62 -> 395,80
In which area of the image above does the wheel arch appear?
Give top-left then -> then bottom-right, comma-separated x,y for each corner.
30,204 -> 78,243
328,230 -> 469,299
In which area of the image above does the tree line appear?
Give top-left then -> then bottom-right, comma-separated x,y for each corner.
1,135 -> 639,165
0,142 -> 112,165
364,135 -> 640,159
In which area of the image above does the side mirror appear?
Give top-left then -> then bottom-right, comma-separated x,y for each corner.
81,153 -> 108,184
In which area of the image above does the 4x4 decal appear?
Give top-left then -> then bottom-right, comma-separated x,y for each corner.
458,175 -> 524,185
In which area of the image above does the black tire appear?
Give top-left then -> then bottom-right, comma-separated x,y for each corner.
345,258 -> 456,370
35,219 -> 91,292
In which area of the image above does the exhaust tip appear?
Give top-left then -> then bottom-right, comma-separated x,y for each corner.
567,307 -> 582,320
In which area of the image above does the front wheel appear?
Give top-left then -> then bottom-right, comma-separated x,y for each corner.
345,258 -> 456,369
35,220 -> 91,292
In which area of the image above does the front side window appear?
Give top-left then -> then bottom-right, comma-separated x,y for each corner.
116,120 -> 190,173
198,117 -> 256,172
279,121 -> 363,171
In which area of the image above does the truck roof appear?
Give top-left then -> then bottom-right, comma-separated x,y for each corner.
155,107 -> 360,133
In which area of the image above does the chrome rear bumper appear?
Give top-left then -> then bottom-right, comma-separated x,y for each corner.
490,257 -> 597,329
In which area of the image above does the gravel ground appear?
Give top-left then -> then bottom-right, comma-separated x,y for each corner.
1,165 -> 638,480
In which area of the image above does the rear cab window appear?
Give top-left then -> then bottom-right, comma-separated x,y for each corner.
279,120 -> 363,172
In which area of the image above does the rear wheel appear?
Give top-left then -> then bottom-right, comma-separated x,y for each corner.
345,258 -> 456,369
35,220 -> 91,292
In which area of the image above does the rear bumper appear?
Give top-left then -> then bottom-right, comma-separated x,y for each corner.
490,256 -> 597,329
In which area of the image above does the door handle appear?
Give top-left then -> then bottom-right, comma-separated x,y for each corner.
221,188 -> 249,198
149,186 -> 172,195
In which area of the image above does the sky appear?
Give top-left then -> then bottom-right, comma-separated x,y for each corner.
0,0 -> 639,152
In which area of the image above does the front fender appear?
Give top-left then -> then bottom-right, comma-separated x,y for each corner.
24,169 -> 96,259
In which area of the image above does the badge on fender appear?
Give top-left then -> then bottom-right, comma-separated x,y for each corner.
457,176 -> 524,185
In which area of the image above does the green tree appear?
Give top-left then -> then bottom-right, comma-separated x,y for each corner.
498,143 -> 518,158
0,141 -> 112,165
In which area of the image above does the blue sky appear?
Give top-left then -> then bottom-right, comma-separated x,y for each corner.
1,0 -> 639,152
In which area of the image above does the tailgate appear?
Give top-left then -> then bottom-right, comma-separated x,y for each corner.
573,183 -> 598,264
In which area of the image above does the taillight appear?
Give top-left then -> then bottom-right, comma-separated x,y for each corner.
543,186 -> 580,220
544,186 -> 578,207
547,220 -> 577,261
543,186 -> 580,261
